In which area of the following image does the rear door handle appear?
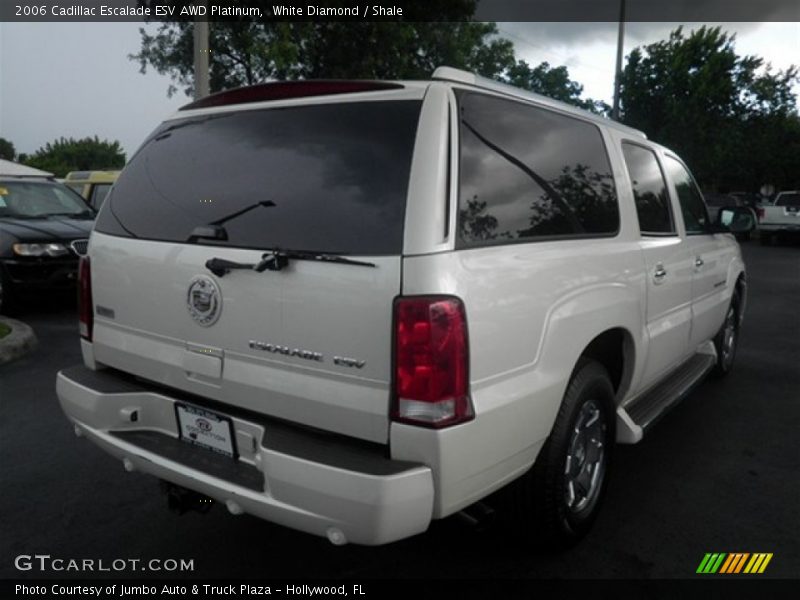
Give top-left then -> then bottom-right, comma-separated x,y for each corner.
654,264 -> 667,282
695,256 -> 705,268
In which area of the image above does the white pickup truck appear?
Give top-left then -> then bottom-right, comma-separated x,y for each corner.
56,67 -> 755,549
758,191 -> 800,245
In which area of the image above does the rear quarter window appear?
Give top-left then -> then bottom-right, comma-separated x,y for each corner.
621,143 -> 675,235
456,91 -> 619,247
96,100 -> 422,255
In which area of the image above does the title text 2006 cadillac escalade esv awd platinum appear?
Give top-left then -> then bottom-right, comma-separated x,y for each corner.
56,67 -> 755,548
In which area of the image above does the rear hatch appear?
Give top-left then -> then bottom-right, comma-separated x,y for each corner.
88,93 -> 424,443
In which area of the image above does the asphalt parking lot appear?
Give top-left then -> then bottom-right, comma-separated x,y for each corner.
1,242 -> 798,580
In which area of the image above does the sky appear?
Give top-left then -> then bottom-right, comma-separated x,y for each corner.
0,21 -> 798,159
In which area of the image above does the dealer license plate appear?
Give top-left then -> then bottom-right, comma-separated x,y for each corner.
175,403 -> 236,458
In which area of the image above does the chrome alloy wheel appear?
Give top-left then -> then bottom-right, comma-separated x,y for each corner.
564,399 -> 607,513
720,304 -> 737,369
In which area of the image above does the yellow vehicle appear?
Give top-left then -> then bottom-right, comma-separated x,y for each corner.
64,170 -> 120,210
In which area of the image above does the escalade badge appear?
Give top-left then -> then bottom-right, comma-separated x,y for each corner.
187,275 -> 222,327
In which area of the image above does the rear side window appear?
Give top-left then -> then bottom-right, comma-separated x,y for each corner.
456,91 -> 618,247
621,143 -> 675,235
96,101 -> 422,255
664,156 -> 709,234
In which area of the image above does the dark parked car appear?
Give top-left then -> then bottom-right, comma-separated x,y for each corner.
0,168 -> 95,313
728,191 -> 762,209
704,193 -> 739,223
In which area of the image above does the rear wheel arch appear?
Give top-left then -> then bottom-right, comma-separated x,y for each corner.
499,356 -> 617,547
575,327 -> 636,405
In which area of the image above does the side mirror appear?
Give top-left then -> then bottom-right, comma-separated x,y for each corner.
716,206 -> 755,234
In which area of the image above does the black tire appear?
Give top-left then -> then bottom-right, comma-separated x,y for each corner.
712,288 -> 741,378
500,358 -> 615,549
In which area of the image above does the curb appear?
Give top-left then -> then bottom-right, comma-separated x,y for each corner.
0,317 -> 38,365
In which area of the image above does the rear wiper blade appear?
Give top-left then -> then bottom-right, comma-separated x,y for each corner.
267,248 -> 377,269
187,200 -> 276,243
205,248 -> 376,277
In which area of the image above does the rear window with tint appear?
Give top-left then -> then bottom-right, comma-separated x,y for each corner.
776,192 -> 800,207
95,101 -> 422,254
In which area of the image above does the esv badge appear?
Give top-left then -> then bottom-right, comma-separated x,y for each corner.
186,275 -> 222,326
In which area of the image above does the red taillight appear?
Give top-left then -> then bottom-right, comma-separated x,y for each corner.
756,207 -> 765,221
78,256 -> 93,341
392,296 -> 473,428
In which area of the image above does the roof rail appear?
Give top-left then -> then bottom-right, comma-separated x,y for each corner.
432,66 -> 646,139
432,66 -> 478,86
180,81 -> 404,111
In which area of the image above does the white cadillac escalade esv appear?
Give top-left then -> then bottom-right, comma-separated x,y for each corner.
56,67 -> 755,548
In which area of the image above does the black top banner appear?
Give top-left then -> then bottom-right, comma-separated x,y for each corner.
1,0 -> 799,22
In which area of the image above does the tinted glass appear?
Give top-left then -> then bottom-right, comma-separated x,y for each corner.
0,181 -> 92,219
96,101 -> 422,254
776,192 -> 800,207
456,92 -> 618,247
704,193 -> 735,207
730,192 -> 759,208
621,143 -> 674,234
664,156 -> 709,234
90,183 -> 111,210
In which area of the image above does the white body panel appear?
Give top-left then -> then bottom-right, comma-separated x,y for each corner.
89,232 -> 400,444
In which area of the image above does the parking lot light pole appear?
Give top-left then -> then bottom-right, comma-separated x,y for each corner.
193,1 -> 209,100
612,0 -> 626,121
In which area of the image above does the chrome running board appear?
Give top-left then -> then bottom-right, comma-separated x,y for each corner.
616,342 -> 717,443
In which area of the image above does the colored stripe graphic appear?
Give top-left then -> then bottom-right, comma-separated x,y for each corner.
719,554 -> 736,573
758,554 -> 773,573
734,553 -> 750,573
744,553 -> 773,574
696,553 -> 713,573
697,552 -> 773,574
720,553 -> 739,573
697,553 -> 727,573
710,553 -> 726,573
729,553 -> 749,573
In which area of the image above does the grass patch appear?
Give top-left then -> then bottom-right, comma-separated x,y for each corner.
0,321 -> 11,339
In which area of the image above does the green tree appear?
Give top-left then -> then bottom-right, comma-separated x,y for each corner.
133,1 -> 516,97
23,137 -> 125,178
0,137 -> 15,160
619,26 -> 799,191
131,3 -> 597,113
505,60 -> 608,114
